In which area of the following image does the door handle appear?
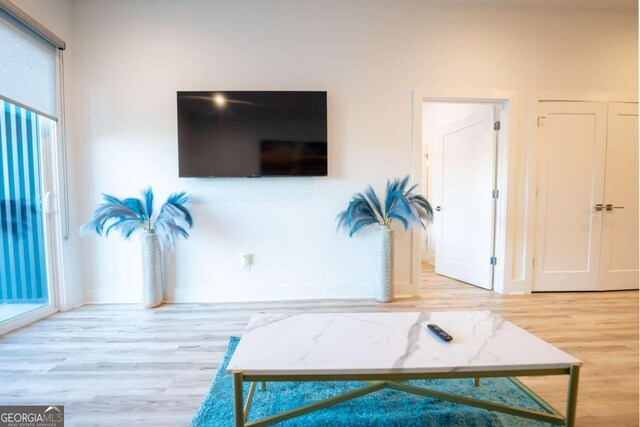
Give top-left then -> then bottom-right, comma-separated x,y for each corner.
605,204 -> 624,211
594,204 -> 604,211
436,206 -> 441,212
43,191 -> 54,215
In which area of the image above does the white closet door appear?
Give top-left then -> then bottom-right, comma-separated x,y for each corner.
433,108 -> 496,290
534,102 -> 607,291
599,103 -> 639,290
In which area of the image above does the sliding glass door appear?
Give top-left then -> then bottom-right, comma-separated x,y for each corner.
0,99 -> 56,324
1,2 -> 67,333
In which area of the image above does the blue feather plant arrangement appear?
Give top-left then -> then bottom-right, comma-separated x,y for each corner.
82,187 -> 193,308
337,176 -> 433,302
82,187 -> 192,248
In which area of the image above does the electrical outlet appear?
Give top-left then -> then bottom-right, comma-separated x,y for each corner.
242,254 -> 253,271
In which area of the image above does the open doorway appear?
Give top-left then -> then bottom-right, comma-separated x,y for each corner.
421,100 -> 505,291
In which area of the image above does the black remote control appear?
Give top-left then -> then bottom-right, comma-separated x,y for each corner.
427,324 -> 453,342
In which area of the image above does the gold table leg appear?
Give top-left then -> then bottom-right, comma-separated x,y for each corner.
233,371 -> 245,427
565,364 -> 581,427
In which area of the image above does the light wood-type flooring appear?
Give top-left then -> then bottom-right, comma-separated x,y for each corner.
0,264 -> 637,426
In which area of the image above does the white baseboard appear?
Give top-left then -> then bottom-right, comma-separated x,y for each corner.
165,285 -> 373,303
84,287 -> 142,304
60,289 -> 85,311
84,282 -> 417,304
393,282 -> 417,298
501,278 -> 528,295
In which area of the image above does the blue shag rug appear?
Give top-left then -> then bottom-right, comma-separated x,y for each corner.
192,337 -> 554,427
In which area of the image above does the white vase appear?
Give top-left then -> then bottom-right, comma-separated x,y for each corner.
376,225 -> 394,303
141,230 -> 163,308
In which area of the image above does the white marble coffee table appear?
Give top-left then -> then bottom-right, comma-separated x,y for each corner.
227,311 -> 581,427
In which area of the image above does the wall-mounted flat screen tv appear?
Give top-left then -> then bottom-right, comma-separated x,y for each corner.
177,91 -> 327,177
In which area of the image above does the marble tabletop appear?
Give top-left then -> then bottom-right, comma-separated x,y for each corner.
226,311 -> 581,376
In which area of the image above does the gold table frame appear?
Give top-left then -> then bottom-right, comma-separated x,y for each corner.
232,364 -> 580,427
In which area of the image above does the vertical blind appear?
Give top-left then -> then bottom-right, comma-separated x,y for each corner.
0,8 -> 57,120
0,100 -> 47,302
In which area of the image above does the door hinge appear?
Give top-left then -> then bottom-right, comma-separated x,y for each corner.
537,116 -> 546,126
494,121 -> 501,131
532,258 -> 535,268
492,189 -> 499,199
490,256 -> 497,266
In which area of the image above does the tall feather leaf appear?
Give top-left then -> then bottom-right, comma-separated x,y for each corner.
154,191 -> 193,250
336,189 -> 383,236
363,186 -> 384,222
388,212 -> 409,230
123,198 -> 147,221
142,187 -> 154,221
81,193 -> 142,236
349,218 -> 379,237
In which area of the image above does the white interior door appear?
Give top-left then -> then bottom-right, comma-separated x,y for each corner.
433,108 -> 496,289
534,102 -> 607,291
599,102 -> 639,290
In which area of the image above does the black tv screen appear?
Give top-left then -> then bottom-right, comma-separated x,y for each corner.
177,91 -> 327,177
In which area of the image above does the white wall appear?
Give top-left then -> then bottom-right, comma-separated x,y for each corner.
15,0 -> 639,303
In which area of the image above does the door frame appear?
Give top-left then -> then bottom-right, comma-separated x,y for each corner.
0,112 -> 62,336
528,91 -> 638,294
412,89 -> 514,295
